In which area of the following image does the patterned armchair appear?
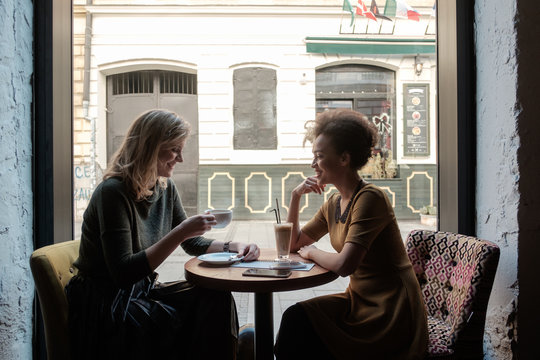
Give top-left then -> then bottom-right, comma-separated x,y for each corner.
405,230 -> 500,359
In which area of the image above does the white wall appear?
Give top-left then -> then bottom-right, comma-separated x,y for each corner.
0,0 -> 34,358
476,1 -> 518,358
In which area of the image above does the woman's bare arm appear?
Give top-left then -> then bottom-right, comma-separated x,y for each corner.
288,176 -> 324,251
297,242 -> 366,277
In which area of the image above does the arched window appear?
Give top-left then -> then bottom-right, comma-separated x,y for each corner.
316,65 -> 396,179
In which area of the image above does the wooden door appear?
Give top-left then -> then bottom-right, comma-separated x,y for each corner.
106,70 -> 199,215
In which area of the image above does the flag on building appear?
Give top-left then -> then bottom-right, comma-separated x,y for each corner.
342,0 -> 355,26
371,0 -> 392,21
384,0 -> 420,22
356,0 -> 377,21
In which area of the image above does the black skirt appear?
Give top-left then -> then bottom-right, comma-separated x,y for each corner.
65,274 -> 238,360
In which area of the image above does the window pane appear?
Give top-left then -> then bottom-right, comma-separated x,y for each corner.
72,1 -> 438,238
233,67 -> 277,149
160,71 -> 197,94
316,66 -> 394,94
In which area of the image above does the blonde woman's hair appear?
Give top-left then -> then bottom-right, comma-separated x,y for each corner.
104,109 -> 191,200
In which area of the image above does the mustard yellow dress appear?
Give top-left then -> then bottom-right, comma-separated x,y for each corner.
301,184 -> 428,360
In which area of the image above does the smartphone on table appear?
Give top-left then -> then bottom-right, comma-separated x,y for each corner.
242,268 -> 292,278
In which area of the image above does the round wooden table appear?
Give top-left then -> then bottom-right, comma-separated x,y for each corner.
184,248 -> 338,360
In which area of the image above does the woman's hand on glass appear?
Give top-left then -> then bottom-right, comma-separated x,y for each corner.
293,176 -> 325,196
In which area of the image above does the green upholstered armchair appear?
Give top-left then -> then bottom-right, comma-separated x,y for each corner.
30,240 -> 80,360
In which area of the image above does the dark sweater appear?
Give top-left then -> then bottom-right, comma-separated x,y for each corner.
74,177 -> 212,289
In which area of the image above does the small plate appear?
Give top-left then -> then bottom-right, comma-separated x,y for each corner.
197,252 -> 244,265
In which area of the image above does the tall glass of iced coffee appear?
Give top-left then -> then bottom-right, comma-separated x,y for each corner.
274,222 -> 292,261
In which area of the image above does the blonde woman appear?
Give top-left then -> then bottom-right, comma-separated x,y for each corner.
66,109 -> 259,360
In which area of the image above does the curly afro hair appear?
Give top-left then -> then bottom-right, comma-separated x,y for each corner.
304,109 -> 379,170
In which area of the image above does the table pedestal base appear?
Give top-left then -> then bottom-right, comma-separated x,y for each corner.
254,292 -> 274,360
184,249 -> 338,360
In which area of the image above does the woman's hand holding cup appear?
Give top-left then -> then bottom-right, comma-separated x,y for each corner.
177,214 -> 217,239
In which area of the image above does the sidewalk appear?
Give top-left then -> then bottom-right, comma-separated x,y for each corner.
156,219 -> 434,337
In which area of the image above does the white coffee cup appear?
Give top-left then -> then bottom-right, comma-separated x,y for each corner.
206,209 -> 233,229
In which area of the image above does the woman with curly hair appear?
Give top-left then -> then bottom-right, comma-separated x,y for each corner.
274,109 -> 428,360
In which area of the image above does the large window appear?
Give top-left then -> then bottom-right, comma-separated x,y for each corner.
68,1 -> 440,224
38,1 -> 479,358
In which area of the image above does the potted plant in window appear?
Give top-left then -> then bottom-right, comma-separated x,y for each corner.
419,205 -> 437,226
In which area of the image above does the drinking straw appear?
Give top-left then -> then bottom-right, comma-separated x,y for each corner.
269,209 -> 280,224
275,198 -> 281,224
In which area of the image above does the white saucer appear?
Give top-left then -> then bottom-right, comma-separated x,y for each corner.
197,252 -> 244,265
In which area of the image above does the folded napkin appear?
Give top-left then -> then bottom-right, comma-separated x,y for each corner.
230,260 -> 314,271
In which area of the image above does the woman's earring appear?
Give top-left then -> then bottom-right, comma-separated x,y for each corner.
341,152 -> 350,165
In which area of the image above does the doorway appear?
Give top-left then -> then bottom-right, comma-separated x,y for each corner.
106,70 -> 199,215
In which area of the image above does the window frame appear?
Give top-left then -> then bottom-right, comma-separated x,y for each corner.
33,1 -> 476,357
34,0 -> 73,249
437,0 -> 476,235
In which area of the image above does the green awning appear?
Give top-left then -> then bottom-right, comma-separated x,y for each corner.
306,37 -> 436,55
